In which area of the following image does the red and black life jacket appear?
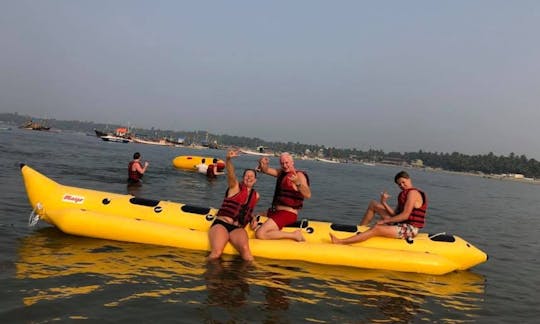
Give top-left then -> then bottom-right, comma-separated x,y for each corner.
217,184 -> 257,226
272,170 -> 309,210
128,161 -> 143,182
397,188 -> 427,228
206,164 -> 216,178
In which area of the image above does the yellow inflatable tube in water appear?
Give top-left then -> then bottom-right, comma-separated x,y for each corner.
172,155 -> 225,171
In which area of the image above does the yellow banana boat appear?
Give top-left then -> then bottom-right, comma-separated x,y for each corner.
20,164 -> 488,275
172,155 -> 225,171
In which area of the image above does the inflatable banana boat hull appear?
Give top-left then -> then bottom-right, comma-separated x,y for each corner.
20,164 -> 488,275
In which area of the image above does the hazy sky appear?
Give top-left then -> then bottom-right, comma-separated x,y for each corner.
2,1 -> 540,158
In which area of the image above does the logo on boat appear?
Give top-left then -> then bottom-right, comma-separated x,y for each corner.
62,194 -> 85,204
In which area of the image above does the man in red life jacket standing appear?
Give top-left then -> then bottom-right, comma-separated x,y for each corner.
206,158 -> 224,179
255,152 -> 311,242
127,152 -> 149,185
330,170 -> 427,244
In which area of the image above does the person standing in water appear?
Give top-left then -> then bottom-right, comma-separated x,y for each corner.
206,158 -> 225,179
196,158 -> 208,174
127,152 -> 149,185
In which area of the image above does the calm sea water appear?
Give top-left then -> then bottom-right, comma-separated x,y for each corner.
1,128 -> 539,323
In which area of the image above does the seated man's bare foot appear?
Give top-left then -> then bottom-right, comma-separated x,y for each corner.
329,233 -> 342,244
294,229 -> 305,242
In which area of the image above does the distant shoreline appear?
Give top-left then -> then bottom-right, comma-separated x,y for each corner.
371,162 -> 540,185
2,113 -> 539,180
429,167 -> 540,185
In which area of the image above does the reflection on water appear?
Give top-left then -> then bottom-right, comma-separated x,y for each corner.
204,259 -> 252,308
264,277 -> 290,311
16,228 -> 485,322
126,183 -> 142,197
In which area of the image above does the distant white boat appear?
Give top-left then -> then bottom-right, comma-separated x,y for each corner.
316,158 -> 340,164
100,135 -> 131,143
362,162 -> 376,166
96,127 -> 132,143
240,149 -> 273,156
133,137 -> 171,146
240,146 -> 274,156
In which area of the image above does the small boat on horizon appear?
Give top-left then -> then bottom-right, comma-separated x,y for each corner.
132,137 -> 172,146
99,135 -> 131,143
240,146 -> 274,156
315,157 -> 340,163
95,127 -> 132,143
20,120 -> 50,131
